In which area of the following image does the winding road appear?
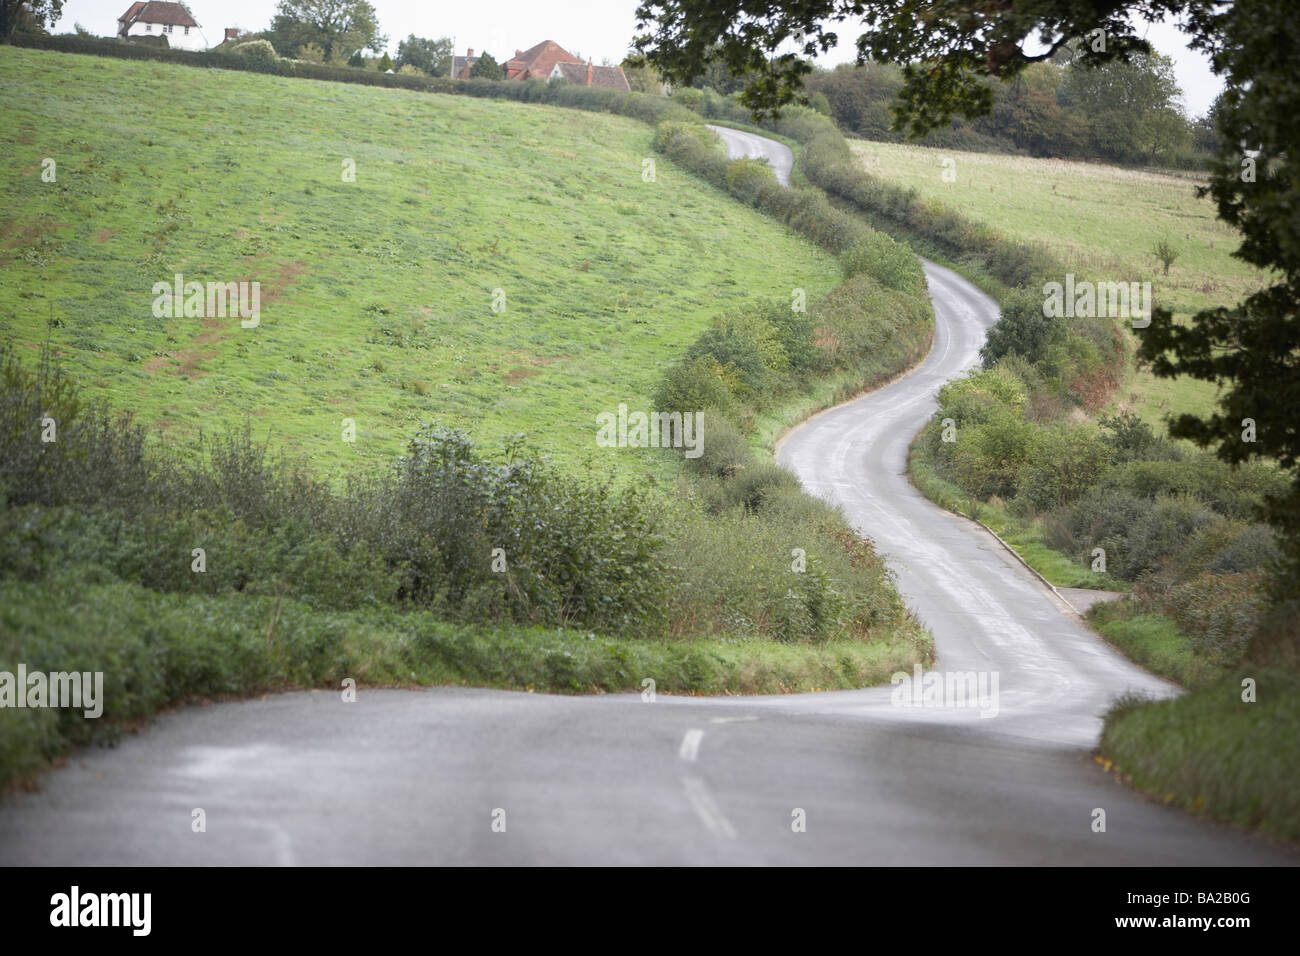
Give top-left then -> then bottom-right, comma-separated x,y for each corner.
0,129 -> 1292,866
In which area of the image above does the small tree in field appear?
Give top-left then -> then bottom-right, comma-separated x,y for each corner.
1152,236 -> 1179,275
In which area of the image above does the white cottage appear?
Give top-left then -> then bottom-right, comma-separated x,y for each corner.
116,2 -> 207,51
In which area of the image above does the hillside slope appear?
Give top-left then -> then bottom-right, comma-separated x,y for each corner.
0,48 -> 840,473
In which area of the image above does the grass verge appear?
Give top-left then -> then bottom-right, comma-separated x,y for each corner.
1098,668 -> 1300,845
0,566 -> 932,791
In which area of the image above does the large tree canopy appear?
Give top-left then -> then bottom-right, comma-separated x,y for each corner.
268,0 -> 386,60
396,34 -> 452,77
635,0 -> 1300,598
634,0 -> 1171,129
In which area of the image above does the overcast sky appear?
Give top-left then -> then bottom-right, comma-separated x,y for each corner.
58,0 -> 1224,117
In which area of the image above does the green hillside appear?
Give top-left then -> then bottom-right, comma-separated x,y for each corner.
0,47 -> 840,473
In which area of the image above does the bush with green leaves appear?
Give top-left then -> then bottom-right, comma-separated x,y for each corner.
672,87 -> 704,111
980,291 -> 1068,368
946,412 -> 1039,500
0,348 -> 666,632
1013,423 -> 1109,513
839,230 -> 926,294
654,355 -> 740,422
933,365 -> 1028,427
231,39 -> 280,67
725,157 -> 777,206
659,493 -> 915,644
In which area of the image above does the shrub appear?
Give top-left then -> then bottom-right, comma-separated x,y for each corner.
652,119 -> 720,153
1121,494 -> 1218,578
945,413 -> 1039,500
684,314 -> 784,398
1160,570 -> 1267,665
672,87 -> 704,111
725,157 -> 777,205
840,230 -> 925,294
0,348 -> 668,633
935,366 -> 1028,425
687,412 -> 750,478
980,291 -> 1067,367
1013,424 -> 1109,512
231,39 -> 279,68
1099,411 -> 1162,463
654,355 -> 740,421
722,461 -> 801,514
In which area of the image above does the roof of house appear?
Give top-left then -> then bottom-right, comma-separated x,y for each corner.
451,55 -> 481,79
504,40 -> 581,80
551,60 -> 631,91
119,2 -> 199,28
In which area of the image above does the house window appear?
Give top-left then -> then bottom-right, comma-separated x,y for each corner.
145,23 -> 151,31
164,24 -> 173,34
184,27 -> 189,35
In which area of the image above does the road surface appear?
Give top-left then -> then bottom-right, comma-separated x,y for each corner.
0,130 -> 1292,866
707,123 -> 794,185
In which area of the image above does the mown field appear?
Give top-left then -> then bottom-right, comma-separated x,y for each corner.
848,139 -> 1274,426
0,47 -> 841,475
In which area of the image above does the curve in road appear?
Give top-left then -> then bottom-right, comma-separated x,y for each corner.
0,129 -> 1292,866
707,123 -> 794,186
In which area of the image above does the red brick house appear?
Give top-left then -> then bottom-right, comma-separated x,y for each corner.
450,40 -> 631,89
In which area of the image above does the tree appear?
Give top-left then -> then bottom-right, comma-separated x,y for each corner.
377,51 -> 392,71
396,34 -> 452,76
469,52 -> 502,80
1059,51 -> 1187,164
622,52 -> 668,93
980,292 -> 1067,369
268,0 -> 385,60
1152,236 -> 1179,275
634,0 -> 1300,599
1,0 -> 62,42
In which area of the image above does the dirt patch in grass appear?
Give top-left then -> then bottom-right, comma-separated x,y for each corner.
242,257 -> 307,304
0,217 -> 63,249
143,317 -> 224,377
503,367 -> 540,384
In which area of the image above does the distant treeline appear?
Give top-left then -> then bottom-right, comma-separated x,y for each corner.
801,55 -> 1215,170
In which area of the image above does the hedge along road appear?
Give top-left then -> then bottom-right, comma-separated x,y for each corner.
0,135 -> 1294,868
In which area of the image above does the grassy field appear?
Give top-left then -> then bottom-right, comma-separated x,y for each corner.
0,47 -> 841,476
848,140 -> 1272,427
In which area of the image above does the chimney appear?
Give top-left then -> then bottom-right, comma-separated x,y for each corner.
467,48 -> 473,57
586,57 -> 592,87
224,28 -> 238,41
515,49 -> 522,57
